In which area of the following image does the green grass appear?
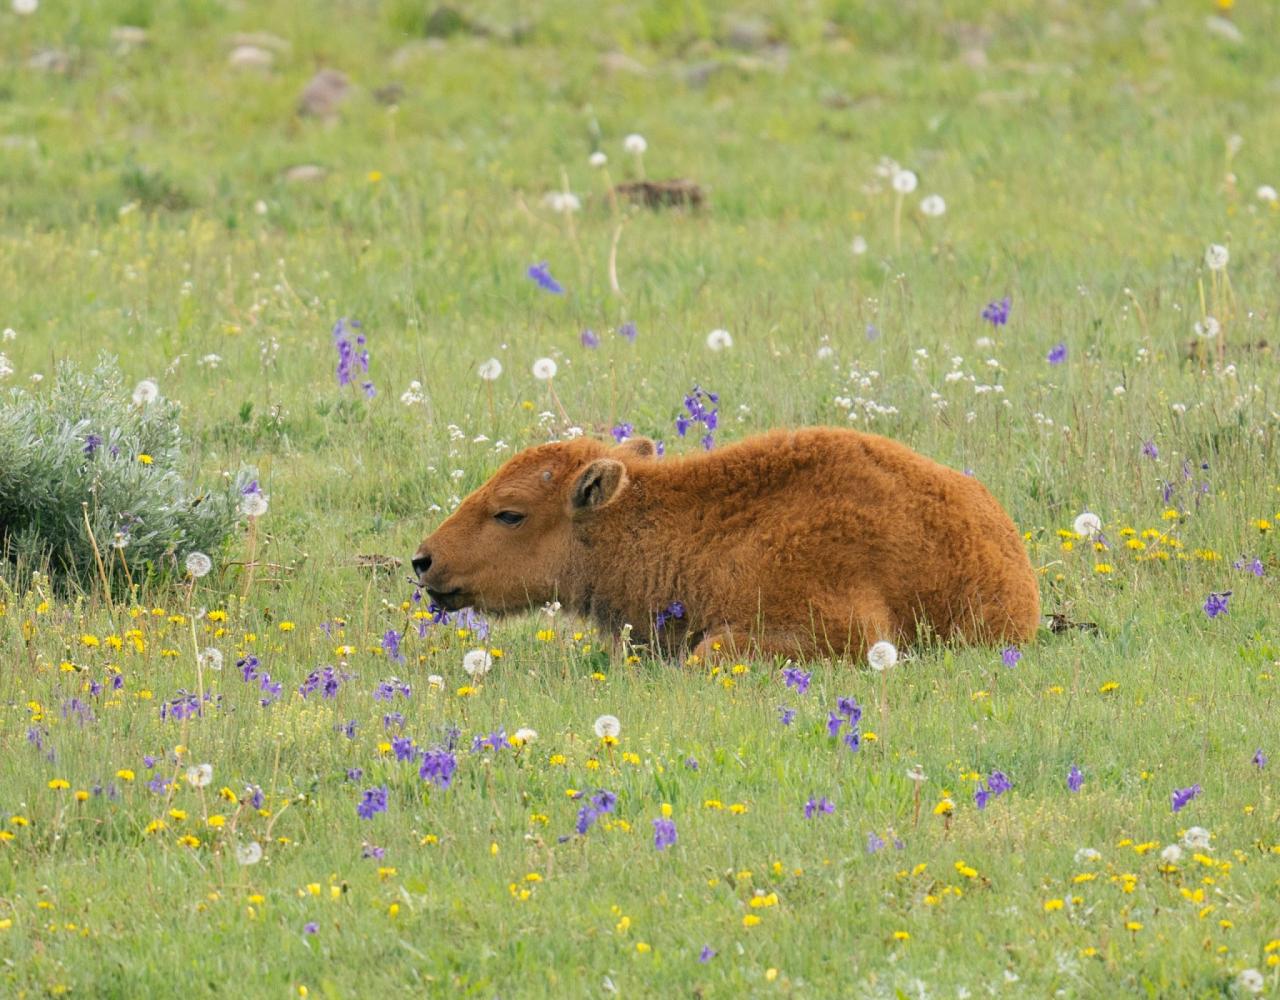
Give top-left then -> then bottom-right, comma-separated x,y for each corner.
2,0 -> 1279,995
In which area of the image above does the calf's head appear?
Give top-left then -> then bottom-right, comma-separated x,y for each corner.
412,436 -> 655,614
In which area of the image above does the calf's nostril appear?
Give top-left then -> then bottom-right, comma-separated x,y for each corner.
411,553 -> 432,576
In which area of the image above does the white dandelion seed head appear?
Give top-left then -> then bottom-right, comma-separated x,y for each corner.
131,379 -> 160,406
850,235 -> 868,255
593,714 -> 621,739
920,194 -> 946,217
1072,512 -> 1102,538
531,357 -> 558,380
1074,847 -> 1101,864
477,357 -> 503,381
1237,969 -> 1264,995
240,492 -> 269,518
891,169 -> 918,194
1159,843 -> 1183,865
906,764 -> 927,783
185,551 -> 213,578
589,152 -> 608,168
623,133 -> 647,156
543,191 -> 581,214
1194,316 -> 1221,339
1204,243 -> 1229,271
426,674 -> 444,690
185,763 -> 213,788
816,345 -> 835,361
110,531 -> 130,550
1182,826 -> 1211,851
867,640 -> 899,672
12,0 -> 38,14
198,648 -> 224,672
706,329 -> 733,352
1257,184 -> 1278,204
235,841 -> 263,866
513,727 -> 538,745
462,649 -> 492,677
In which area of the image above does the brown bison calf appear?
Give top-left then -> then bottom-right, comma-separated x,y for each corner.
412,427 -> 1040,661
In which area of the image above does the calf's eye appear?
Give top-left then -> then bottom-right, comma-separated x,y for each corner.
494,511 -> 526,526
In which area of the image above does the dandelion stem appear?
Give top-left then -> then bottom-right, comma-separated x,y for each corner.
242,515 -> 259,601
893,191 -> 904,254
81,502 -> 116,625
608,220 -> 625,297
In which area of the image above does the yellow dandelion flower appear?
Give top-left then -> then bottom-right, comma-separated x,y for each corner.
48,779 -> 70,791
729,802 -> 749,814
1099,681 -> 1119,693
279,621 -> 295,632
892,930 -> 910,941
742,914 -> 761,928
74,790 -> 89,802
116,769 -> 135,782
1043,899 -> 1064,912
138,454 -> 153,465
1094,563 -> 1114,574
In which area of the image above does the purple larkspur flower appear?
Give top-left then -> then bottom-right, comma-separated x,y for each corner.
383,711 -> 405,730
826,712 -> 844,738
685,757 -> 699,771
618,322 -> 637,343
982,296 -> 1011,327
865,323 -> 880,340
675,385 -> 718,449
246,785 -> 265,810
419,747 -> 457,789
836,696 -> 861,725
346,768 -> 364,782
332,317 -> 370,392
300,666 -> 346,699
527,261 -> 563,294
84,433 -> 102,457
340,719 -> 357,739
1067,764 -> 1084,792
611,422 -> 634,443
654,600 -> 685,630
362,843 -> 385,860
381,629 -> 404,665
1234,557 -> 1264,577
471,729 -> 510,753
1002,646 -> 1022,668
147,775 -> 169,795
1142,440 -> 1159,460
580,329 -> 599,349
391,736 -> 416,762
374,678 -> 411,702
988,771 -> 1012,795
1047,342 -> 1067,365
575,804 -> 598,835
652,817 -> 677,851
303,922 -> 319,936
143,755 -> 157,769
843,729 -> 861,752
699,945 -> 716,963
357,785 -> 389,820
803,796 -> 835,819
974,784 -> 990,810
1252,749 -> 1267,769
1171,784 -> 1201,813
866,831 -> 886,854
1203,592 -> 1231,619
782,665 -> 811,694
778,706 -> 796,726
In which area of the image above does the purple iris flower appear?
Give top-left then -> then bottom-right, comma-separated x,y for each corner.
527,261 -> 563,294
1171,784 -> 1201,812
652,817 -> 677,850
1203,592 -> 1231,619
982,297 -> 1011,327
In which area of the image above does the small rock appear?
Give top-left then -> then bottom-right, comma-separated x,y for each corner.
28,48 -> 71,73
298,68 -> 349,117
599,51 -> 648,76
283,164 -> 326,183
723,14 -> 773,52
228,45 -> 274,71
230,31 -> 292,53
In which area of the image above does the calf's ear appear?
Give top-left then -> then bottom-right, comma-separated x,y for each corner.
570,458 -> 628,512
613,436 -> 658,459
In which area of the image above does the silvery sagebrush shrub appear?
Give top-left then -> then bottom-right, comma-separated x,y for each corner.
0,355 -> 239,594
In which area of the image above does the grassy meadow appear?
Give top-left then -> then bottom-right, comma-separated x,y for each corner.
2,0 -> 1279,995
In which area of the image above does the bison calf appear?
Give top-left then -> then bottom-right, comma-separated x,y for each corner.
412,427 -> 1040,661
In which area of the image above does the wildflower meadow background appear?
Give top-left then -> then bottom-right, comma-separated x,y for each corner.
2,0 -> 1279,996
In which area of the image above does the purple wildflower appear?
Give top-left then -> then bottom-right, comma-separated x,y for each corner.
332,317 -> 371,392
362,843 -> 386,860
346,768 -> 364,782
471,729 -> 510,753
865,323 -> 880,340
383,712 -> 405,730
527,261 -> 563,294
1171,784 -> 1201,813
1252,749 -> 1267,769
1001,646 -> 1022,668
1047,342 -> 1067,365
782,665 -> 811,694
804,796 -> 835,819
246,785 -> 265,810
299,666 -> 346,699
1142,440 -> 1159,460
147,775 -> 169,795
654,600 -> 685,630
836,696 -> 862,725
842,729 -> 861,752
974,785 -> 990,810
699,945 -> 716,963
826,712 -> 844,738
1067,764 -> 1084,792
1234,557 -> 1264,577
652,817 -> 677,851
356,785 -> 389,820
580,329 -> 599,348
988,771 -> 1012,795
982,296 -> 1011,327
391,736 -> 416,762
373,678 -> 411,702
143,755 -> 157,769
675,385 -> 719,449
684,757 -> 699,771
866,831 -> 886,854
83,433 -> 102,457
340,719 -> 357,739
303,922 -> 319,936
381,629 -> 405,665
419,748 -> 457,789
1203,592 -> 1231,619
618,322 -> 637,343
611,422 -> 634,443
778,706 -> 796,726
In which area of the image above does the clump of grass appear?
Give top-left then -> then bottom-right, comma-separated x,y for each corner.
0,355 -> 236,595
